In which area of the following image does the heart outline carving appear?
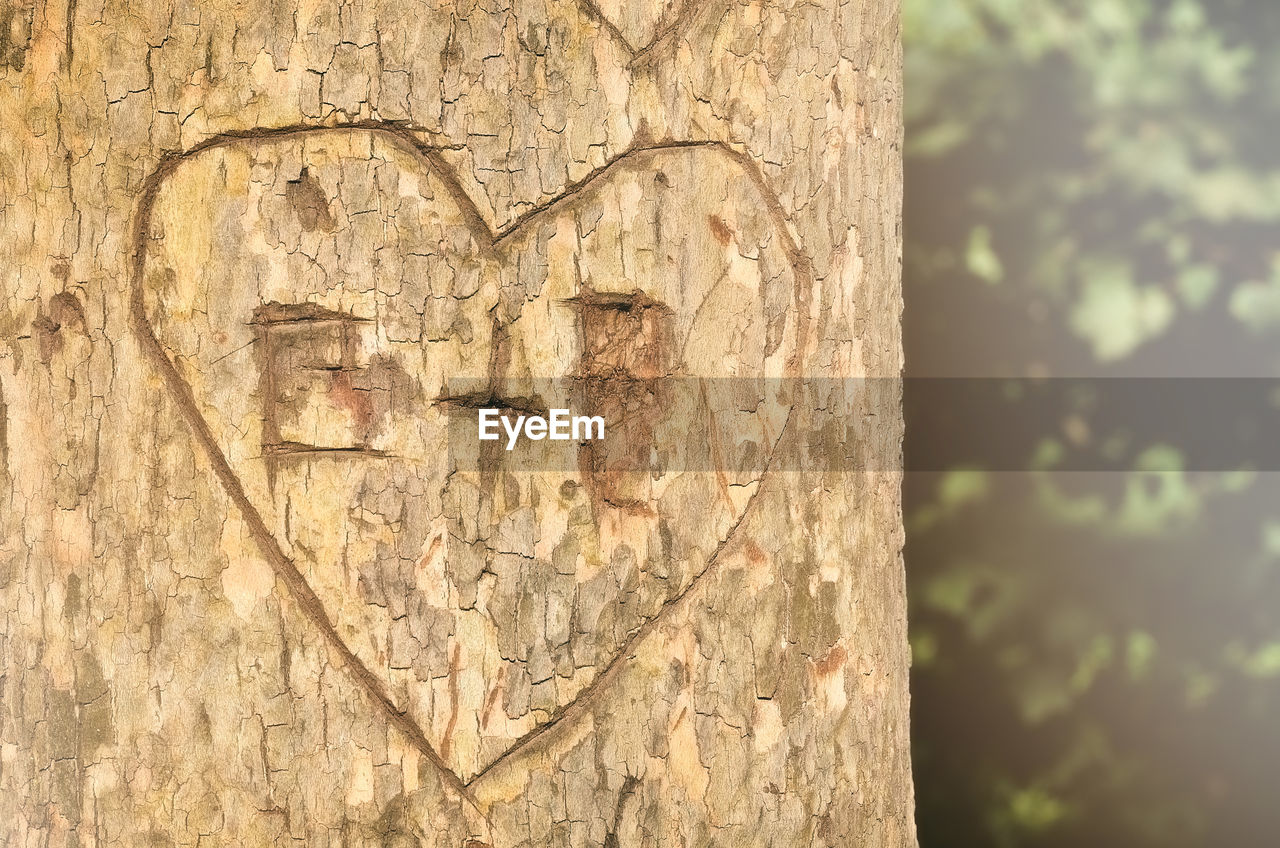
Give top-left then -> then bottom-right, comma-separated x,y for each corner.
128,121 -> 811,808
574,0 -> 703,62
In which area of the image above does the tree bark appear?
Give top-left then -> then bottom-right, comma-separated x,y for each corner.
0,0 -> 910,845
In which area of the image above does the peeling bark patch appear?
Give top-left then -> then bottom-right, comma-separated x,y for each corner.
284,167 -> 335,232
812,643 -> 847,678
33,291 -> 89,365
708,214 -> 732,247
0,1 -> 34,72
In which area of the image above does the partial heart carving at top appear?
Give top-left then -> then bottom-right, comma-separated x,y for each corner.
575,0 -> 701,60
129,122 -> 812,810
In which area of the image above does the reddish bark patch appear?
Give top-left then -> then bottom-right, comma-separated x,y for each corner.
708,214 -> 733,246
812,644 -> 847,679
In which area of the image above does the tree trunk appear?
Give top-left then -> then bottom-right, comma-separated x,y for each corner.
0,0 -> 910,845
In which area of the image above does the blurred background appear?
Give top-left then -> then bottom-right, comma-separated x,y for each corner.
903,0 -> 1280,844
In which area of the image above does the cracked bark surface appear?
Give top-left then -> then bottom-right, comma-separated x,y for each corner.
0,0 -> 910,845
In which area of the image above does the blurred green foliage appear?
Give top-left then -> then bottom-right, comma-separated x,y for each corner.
905,1 -> 1280,844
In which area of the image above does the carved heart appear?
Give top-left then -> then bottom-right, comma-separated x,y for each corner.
577,0 -> 695,56
132,125 -> 801,790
